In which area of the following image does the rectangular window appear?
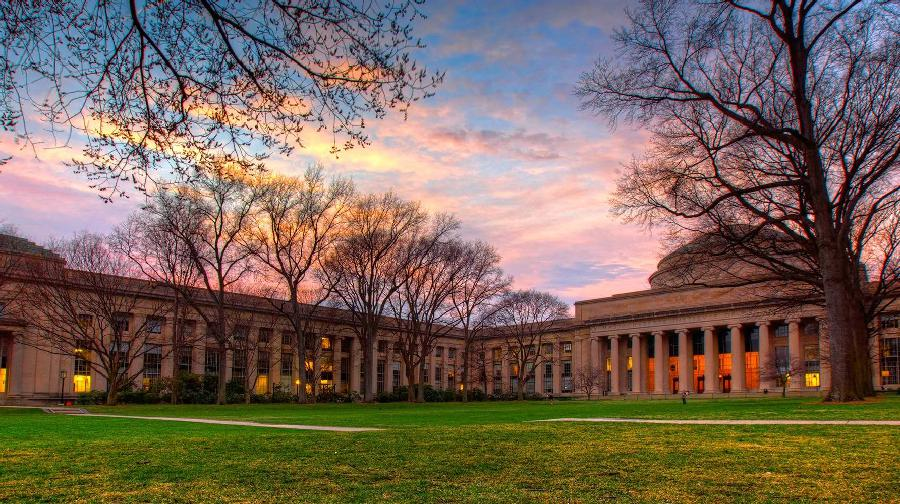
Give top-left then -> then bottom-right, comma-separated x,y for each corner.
143,344 -> 162,388
145,316 -> 164,334
233,326 -> 250,342
692,331 -> 704,356
377,360 -> 385,393
562,342 -> 572,353
342,337 -> 354,352
562,360 -> 572,392
448,366 -> 456,389
774,324 -> 789,338
542,343 -> 553,356
257,351 -> 270,375
177,346 -> 192,373
74,348 -> 91,393
205,348 -> 219,375
435,365 -> 443,388
78,314 -> 93,329
258,328 -> 271,344
112,313 -> 130,333
321,336 -> 332,350
492,348 -> 502,361
282,331 -> 293,346
392,363 -> 401,389
448,348 -> 456,359
880,338 -> 899,385
880,314 -> 899,329
281,353 -> 293,377
422,364 -> 430,384
111,341 -> 129,374
377,340 -> 387,353
492,363 -> 502,393
232,350 -> 246,381
543,362 -> 553,393
669,335 -> 679,357
340,357 -> 350,385
435,346 -> 443,358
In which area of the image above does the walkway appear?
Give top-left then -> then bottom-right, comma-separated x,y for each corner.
532,417 -> 900,426
78,413 -> 380,432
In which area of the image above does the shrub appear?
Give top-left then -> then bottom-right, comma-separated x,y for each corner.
76,390 -> 106,405
225,379 -> 246,404
467,388 -> 487,401
271,384 -> 295,403
174,373 -> 217,404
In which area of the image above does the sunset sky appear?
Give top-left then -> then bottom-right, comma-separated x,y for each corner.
0,0 -> 663,305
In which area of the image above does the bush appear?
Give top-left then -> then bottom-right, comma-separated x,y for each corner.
174,373 -> 218,404
467,388 -> 487,401
271,384 -> 296,403
318,388 -> 360,403
76,390 -> 106,405
225,379 -> 246,404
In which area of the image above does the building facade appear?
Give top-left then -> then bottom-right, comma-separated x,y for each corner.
0,234 -> 897,404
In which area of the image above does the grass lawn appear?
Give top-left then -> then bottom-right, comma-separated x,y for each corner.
1,395 -> 898,503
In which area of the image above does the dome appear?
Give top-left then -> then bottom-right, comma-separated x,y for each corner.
648,228 -> 789,290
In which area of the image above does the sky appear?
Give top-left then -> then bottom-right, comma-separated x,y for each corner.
0,0 -> 664,305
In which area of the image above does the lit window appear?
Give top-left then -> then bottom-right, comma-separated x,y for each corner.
562,342 -> 572,353
255,374 -> 268,394
321,337 -> 331,350
805,372 -> 820,388
73,374 -> 91,393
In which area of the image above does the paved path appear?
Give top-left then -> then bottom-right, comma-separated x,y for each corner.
533,417 -> 900,426
79,413 -> 380,432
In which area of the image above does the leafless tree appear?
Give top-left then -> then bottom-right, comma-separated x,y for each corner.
762,347 -> 807,398
112,210 -> 203,403
578,0 -> 899,401
451,241 -> 510,402
574,365 -> 604,400
493,290 -> 569,400
319,192 -> 427,401
0,1 -> 442,198
390,221 -> 464,402
249,165 -> 353,402
19,232 -> 171,405
145,166 -> 259,404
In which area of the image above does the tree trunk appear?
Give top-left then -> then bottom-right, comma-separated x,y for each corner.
406,364 -> 417,402
461,345 -> 470,402
106,387 -> 118,406
517,370 -> 525,401
216,342 -> 227,405
821,271 -> 874,402
417,379 -> 425,403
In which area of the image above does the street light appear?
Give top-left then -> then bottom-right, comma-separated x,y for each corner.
58,369 -> 67,404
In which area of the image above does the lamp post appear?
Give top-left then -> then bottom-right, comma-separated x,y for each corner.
58,370 -> 67,404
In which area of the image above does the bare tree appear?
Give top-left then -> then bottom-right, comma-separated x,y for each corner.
19,233 -> 171,405
249,165 -> 353,402
451,241 -> 510,402
493,290 -> 569,400
145,166 -> 259,404
763,347 -> 807,398
0,1 -> 442,198
578,0 -> 900,401
112,211 -> 203,403
573,365 -> 604,400
390,222 -> 464,402
319,192 -> 427,401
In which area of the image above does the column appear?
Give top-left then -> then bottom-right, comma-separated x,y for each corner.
757,321 -> 772,391
817,319 -> 831,391
678,329 -> 692,392
590,337 -> 599,373
788,319 -> 803,391
871,334 -> 882,390
610,336 -> 622,395
552,339 -> 561,394
333,337 -> 343,393
653,331 -> 668,395
703,327 -> 719,394
730,324 -> 746,392
630,333 -> 644,394
598,336 -> 610,394
349,338 -> 361,394
384,349 -> 393,394
500,347 -> 509,393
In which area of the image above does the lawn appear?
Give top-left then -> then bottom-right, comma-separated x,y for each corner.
1,395 -> 898,503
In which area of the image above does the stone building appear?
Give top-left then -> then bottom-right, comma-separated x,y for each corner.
0,234 -> 897,403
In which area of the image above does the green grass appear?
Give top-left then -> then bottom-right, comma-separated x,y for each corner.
1,395 -> 899,502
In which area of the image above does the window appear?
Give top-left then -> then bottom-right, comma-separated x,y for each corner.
0,301 -> 5,318
342,337 -> 354,352
435,346 -> 443,358
880,338 -> 899,385
392,363 -> 401,389
774,324 -> 789,338
422,364 -> 430,384
111,342 -> 129,374
321,337 -> 331,350
492,363 -> 502,394
258,328 -> 271,344
448,348 -> 456,359
692,331 -> 704,356
146,316 -> 164,334
775,346 -> 789,375
205,348 -> 219,376
340,357 -> 350,385
78,314 -> 93,329
543,362 -> 553,394
492,348 -> 502,361
448,366 -> 456,389
279,353 -> 292,377
258,351 -> 270,375
377,360 -> 385,393
562,342 -> 572,353
377,340 -> 387,353
177,346 -> 192,373
282,331 -> 293,346
881,314 -> 900,330
73,347 -> 91,393
562,360 -> 572,392
232,350 -> 246,381
233,326 -> 250,342
143,344 -> 162,388
112,313 -> 130,333
526,345 -> 536,356
542,343 -> 553,356
177,320 -> 196,341
669,335 -> 679,357
435,366 -> 443,388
